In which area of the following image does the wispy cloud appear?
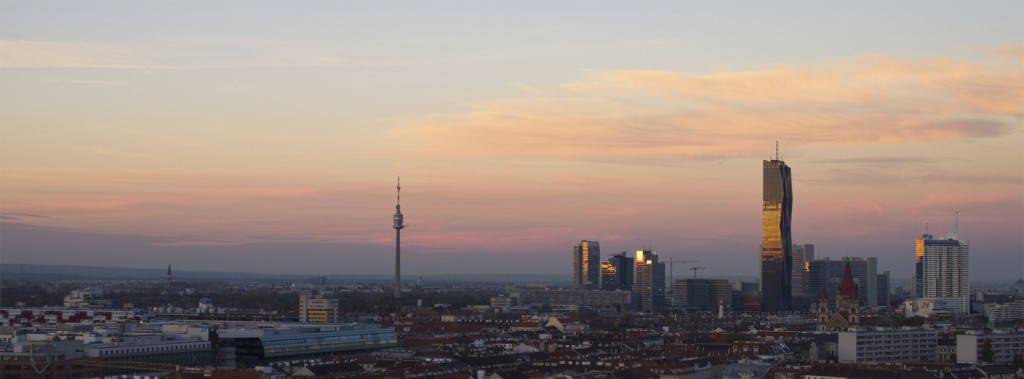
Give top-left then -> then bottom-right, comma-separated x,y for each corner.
77,147 -> 146,157
42,76 -> 117,85
0,40 -> 153,69
395,48 -> 1024,162
0,38 -> 456,69
0,213 -> 49,221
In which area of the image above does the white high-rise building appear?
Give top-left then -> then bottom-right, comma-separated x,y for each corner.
914,211 -> 970,314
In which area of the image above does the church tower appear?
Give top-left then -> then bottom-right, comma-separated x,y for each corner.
836,262 -> 860,325
816,262 -> 861,331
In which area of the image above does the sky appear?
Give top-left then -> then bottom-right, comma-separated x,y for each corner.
1,1 -> 1022,281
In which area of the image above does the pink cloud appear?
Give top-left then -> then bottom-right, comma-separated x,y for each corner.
395,49 -> 1023,161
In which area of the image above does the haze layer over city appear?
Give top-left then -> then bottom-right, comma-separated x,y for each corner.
1,1 -> 1022,281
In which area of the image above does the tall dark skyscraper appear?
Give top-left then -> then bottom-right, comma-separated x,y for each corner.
573,241 -> 601,290
761,148 -> 793,313
601,251 -> 635,291
392,177 -> 405,299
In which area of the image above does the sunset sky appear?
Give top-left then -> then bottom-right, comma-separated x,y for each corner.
1,1 -> 1022,281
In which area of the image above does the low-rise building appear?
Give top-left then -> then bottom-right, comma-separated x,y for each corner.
837,328 -> 937,363
0,336 -> 103,378
957,332 -> 1024,365
985,301 -> 1024,324
299,295 -> 339,323
510,289 -> 631,313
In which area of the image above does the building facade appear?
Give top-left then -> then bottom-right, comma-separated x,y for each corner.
510,289 -> 631,313
956,333 -> 1024,365
634,249 -> 666,313
761,158 -> 793,313
838,329 -> 937,363
572,240 -> 601,290
671,278 -> 732,312
601,251 -> 634,292
791,243 -> 815,308
914,217 -> 970,314
299,295 -> 339,323
985,301 -> 1024,324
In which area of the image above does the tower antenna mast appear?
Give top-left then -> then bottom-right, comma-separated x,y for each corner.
776,140 -> 779,160
393,176 -> 406,299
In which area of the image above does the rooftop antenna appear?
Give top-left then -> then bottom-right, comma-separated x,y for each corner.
775,140 -> 779,161
942,208 -> 960,240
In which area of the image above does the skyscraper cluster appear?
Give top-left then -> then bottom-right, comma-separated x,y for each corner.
571,241 -> 666,313
756,148 -> 955,315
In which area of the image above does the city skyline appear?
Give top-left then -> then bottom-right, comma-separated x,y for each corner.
1,2 -> 1022,280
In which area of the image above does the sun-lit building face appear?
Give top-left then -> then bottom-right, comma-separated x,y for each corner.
762,159 -> 793,313
636,250 -> 645,263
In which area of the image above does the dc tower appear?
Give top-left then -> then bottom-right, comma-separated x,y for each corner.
393,177 -> 406,299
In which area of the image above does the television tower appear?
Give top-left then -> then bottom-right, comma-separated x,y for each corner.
393,177 -> 406,299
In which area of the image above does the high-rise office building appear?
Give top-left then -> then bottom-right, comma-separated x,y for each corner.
672,278 -> 732,312
634,249 -> 666,313
877,271 -> 891,307
914,213 -> 970,313
601,261 -> 617,291
762,153 -> 793,313
791,243 -> 815,309
573,241 -> 601,290
601,251 -> 635,291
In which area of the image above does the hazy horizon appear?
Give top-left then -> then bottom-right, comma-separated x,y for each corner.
2,2 -> 1022,281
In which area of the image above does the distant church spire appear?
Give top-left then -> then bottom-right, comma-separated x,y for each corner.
166,264 -> 173,285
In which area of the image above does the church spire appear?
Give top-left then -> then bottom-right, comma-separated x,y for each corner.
839,262 -> 857,298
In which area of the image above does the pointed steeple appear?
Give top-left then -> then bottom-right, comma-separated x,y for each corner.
820,286 -> 828,300
839,262 -> 858,298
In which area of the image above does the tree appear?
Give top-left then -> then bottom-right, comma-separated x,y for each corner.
981,338 -> 994,363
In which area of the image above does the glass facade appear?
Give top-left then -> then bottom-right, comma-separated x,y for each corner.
634,250 -> 666,313
573,241 -> 601,290
601,251 -> 635,291
761,159 -> 792,312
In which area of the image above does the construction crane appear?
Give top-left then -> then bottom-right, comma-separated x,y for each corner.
689,266 -> 707,279
667,257 -> 699,285
74,359 -> 204,379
